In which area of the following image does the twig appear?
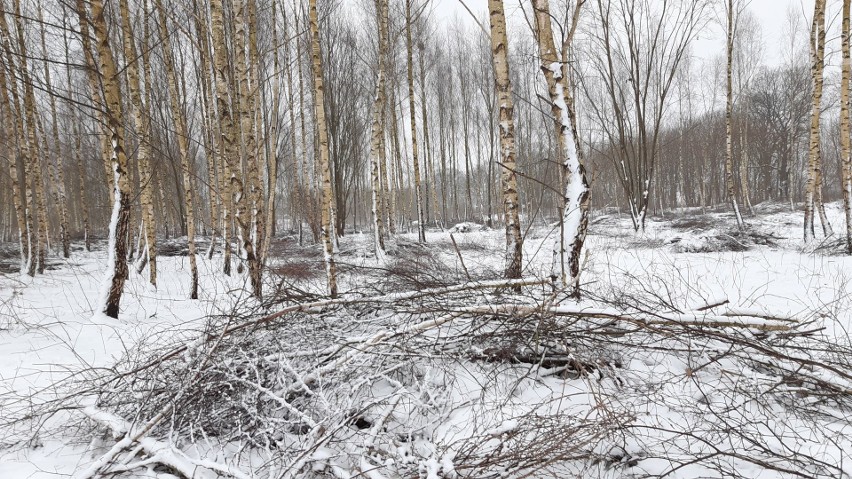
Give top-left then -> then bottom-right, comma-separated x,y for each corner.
123,277 -> 549,378
449,233 -> 472,281
694,298 -> 729,311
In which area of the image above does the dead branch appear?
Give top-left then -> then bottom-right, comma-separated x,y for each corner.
123,277 -> 548,378
78,406 -> 250,479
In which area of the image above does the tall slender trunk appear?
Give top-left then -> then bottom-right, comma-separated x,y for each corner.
405,0 -> 426,242
62,18 -> 92,250
388,89 -> 405,234
85,0 -> 133,318
38,5 -> 70,259
532,0 -> 589,297
486,101 -> 495,228
805,0 -> 832,241
74,0 -> 113,234
488,0 -> 523,282
282,2 -> 304,245
449,93 -> 459,220
194,1 -> 220,259
842,0 -> 852,253
294,4 -> 318,243
308,0 -> 338,297
263,0 -> 282,262
381,98 -> 395,234
388,89 -> 401,233
369,0 -> 389,259
739,111 -> 754,215
119,0 -> 157,286
459,75 -> 473,218
236,0 -> 265,266
725,0 -> 744,229
13,0 -> 48,275
211,0 -> 261,295
438,89 -> 448,225
71,104 -> 90,252
72,0 -> 113,197
0,18 -> 29,272
195,1 -> 230,268
155,0 -> 198,298
418,41 -> 433,226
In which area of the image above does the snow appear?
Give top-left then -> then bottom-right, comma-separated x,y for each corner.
2,203 -> 852,477
448,222 -> 488,233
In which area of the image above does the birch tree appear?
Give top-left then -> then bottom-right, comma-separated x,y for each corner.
0,16 -> 29,273
406,0 -> 426,243
262,0 -> 282,263
0,12 -> 38,276
725,0 -> 744,229
210,0 -> 263,297
532,0 -> 589,296
804,0 -> 832,241
283,2 -> 305,245
37,5 -> 71,259
234,0 -> 265,266
842,0 -> 852,253
155,0 -> 198,298
488,0 -> 522,280
11,0 -> 49,275
369,0 -> 389,259
61,9 -> 91,252
84,0 -> 133,318
119,0 -> 157,286
192,0 -> 227,265
309,0 -> 338,297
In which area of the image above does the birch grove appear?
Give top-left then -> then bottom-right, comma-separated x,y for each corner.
2,0 -> 852,319
6,3 -> 852,476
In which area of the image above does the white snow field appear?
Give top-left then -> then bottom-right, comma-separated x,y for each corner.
2,203 -> 852,478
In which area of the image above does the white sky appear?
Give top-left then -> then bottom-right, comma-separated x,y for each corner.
430,0 -> 817,67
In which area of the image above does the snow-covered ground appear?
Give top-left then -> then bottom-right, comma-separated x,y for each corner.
1,203 -> 851,478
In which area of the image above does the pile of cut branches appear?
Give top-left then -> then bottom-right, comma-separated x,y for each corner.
5,276 -> 852,478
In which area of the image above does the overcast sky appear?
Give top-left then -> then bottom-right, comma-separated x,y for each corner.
429,0 -> 818,67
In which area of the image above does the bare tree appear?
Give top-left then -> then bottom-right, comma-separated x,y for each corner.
369,0 -> 389,259
725,0 -> 744,228
842,0 -> 852,253
210,0 -> 262,297
155,0 -> 199,298
0,8 -> 30,273
84,0 -> 133,318
406,0 -> 426,242
804,0 -> 832,241
309,0 -> 338,297
9,0 -> 49,275
532,0 -> 589,296
37,4 -> 70,259
585,0 -> 710,231
235,0 -> 265,266
488,0 -> 523,281
119,0 -> 157,286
